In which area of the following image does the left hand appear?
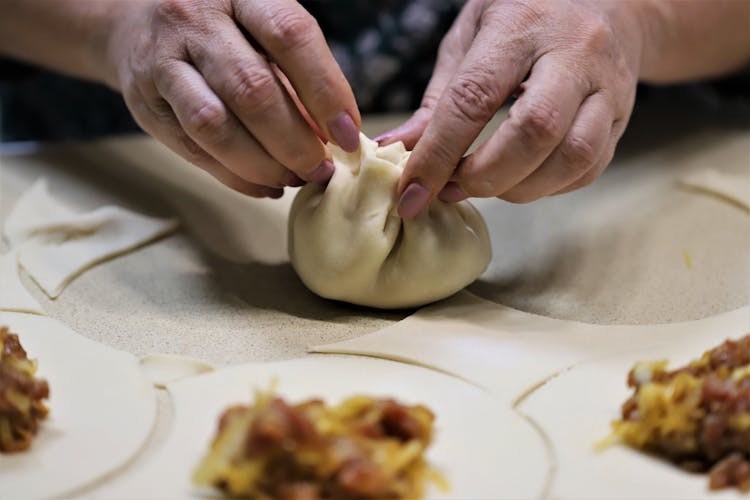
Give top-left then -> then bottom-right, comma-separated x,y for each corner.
384,0 -> 645,217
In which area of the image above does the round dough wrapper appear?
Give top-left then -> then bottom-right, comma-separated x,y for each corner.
101,356 -> 548,499
288,134 -> 492,309
0,312 -> 157,499
520,332 -> 750,500
139,354 -> 215,388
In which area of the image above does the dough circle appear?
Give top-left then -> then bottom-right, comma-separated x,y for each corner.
288,134 -> 492,308
0,312 -> 157,499
4,179 -> 178,299
520,332 -> 750,499
99,356 -> 547,499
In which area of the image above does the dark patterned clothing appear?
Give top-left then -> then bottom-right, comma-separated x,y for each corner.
1,0 -> 748,142
0,0 -> 463,142
303,0 -> 464,111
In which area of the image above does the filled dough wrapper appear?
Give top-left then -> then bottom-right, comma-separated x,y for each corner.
289,134 -> 491,309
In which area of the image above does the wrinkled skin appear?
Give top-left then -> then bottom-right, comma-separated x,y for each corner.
106,0 -> 361,198
387,0 -> 647,218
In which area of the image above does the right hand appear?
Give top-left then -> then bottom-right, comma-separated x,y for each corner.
105,0 -> 360,198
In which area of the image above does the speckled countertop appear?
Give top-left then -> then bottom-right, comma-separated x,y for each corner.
1,101 -> 748,367
1,96 -> 749,499
0,95 -> 750,498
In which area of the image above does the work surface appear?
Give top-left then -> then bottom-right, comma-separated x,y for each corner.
1,98 -> 748,364
0,92 -> 749,498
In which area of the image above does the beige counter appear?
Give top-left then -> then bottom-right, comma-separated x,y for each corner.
1,102 -> 748,367
1,95 -> 749,498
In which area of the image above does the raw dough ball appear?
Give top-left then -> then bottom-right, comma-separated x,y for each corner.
288,134 -> 491,309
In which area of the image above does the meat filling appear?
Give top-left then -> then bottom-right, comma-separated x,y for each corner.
613,335 -> 750,491
194,393 -> 437,499
0,326 -> 50,453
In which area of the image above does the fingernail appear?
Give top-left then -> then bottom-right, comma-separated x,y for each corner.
328,112 -> 360,152
263,187 -> 284,199
438,182 -> 468,203
398,182 -> 431,219
373,131 -> 394,145
376,119 -> 423,147
283,171 -> 306,187
309,159 -> 335,184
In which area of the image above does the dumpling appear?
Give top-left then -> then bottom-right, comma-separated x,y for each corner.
288,133 -> 492,309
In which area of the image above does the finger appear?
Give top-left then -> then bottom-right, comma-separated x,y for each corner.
451,57 -> 592,200
396,24 -> 534,218
552,147 -> 611,195
554,117 -> 628,194
234,0 -> 361,152
377,3 -> 482,148
186,20 -> 330,182
123,86 -> 281,198
497,91 -> 612,203
273,64 -> 326,141
375,107 -> 432,150
154,59 -> 304,188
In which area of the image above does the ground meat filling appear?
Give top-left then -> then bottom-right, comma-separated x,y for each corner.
613,335 -> 750,491
194,393 -> 437,499
0,326 -> 50,452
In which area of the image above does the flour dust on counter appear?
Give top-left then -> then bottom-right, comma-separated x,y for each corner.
0,312 -> 157,499
3,179 -> 178,298
97,356 -> 548,499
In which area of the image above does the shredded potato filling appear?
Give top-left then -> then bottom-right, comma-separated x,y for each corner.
193,391 -> 442,499
610,335 -> 750,491
0,326 -> 50,453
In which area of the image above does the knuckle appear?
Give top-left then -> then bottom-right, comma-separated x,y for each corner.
421,140 -> 460,180
446,74 -> 501,124
149,97 -> 175,122
513,97 -> 564,145
132,62 -> 153,88
227,65 -> 277,113
436,24 -> 466,60
154,0 -> 192,24
420,91 -> 440,113
178,133 -> 211,164
460,169 -> 501,198
476,181 -> 500,198
560,135 -> 598,172
583,16 -> 616,56
265,8 -> 317,52
184,102 -> 230,145
303,77 -> 335,106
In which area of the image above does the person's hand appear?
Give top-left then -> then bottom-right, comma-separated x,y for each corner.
385,0 -> 645,217
105,0 -> 360,198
